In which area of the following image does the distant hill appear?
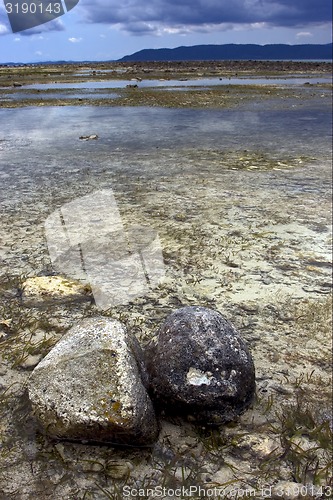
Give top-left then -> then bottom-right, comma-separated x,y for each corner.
119,43 -> 333,62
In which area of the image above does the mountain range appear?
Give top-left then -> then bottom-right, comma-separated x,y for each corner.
119,43 -> 332,62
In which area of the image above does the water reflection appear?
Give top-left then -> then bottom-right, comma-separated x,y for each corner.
6,76 -> 331,90
1,92 -> 121,100
0,102 -> 331,205
1,104 -> 330,153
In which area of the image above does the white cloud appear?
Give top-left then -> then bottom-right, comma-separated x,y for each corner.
0,23 -> 9,35
296,31 -> 313,38
250,22 -> 268,29
69,36 -> 82,42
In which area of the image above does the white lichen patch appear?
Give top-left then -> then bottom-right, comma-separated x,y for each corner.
186,367 -> 212,386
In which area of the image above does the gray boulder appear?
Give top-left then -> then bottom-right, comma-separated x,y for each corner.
28,317 -> 158,445
147,306 -> 255,424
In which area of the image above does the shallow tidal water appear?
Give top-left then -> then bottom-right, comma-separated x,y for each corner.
4,75 -> 331,90
0,98 -> 332,283
0,99 -> 331,197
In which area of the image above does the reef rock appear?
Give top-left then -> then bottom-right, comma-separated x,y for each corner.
79,134 -> 98,140
21,276 -> 92,306
147,306 -> 255,424
28,317 -> 158,445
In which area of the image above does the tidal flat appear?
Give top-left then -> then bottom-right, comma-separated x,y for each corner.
0,60 -> 332,108
0,62 -> 332,499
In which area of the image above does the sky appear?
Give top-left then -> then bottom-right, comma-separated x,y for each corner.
0,0 -> 332,63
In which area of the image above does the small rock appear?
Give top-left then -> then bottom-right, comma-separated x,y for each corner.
262,277 -> 272,285
28,317 -> 158,446
19,354 -> 43,370
147,306 -> 255,424
237,434 -> 282,459
239,302 -> 259,313
21,276 -> 91,306
79,134 -> 98,140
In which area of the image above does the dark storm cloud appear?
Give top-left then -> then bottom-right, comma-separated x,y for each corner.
262,0 -> 332,26
79,0 -> 332,34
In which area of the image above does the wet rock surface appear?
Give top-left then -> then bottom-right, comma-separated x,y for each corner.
147,306 -> 255,423
27,317 -> 158,445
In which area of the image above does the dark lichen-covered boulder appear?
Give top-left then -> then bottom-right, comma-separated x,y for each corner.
147,306 -> 255,424
28,317 -> 158,445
